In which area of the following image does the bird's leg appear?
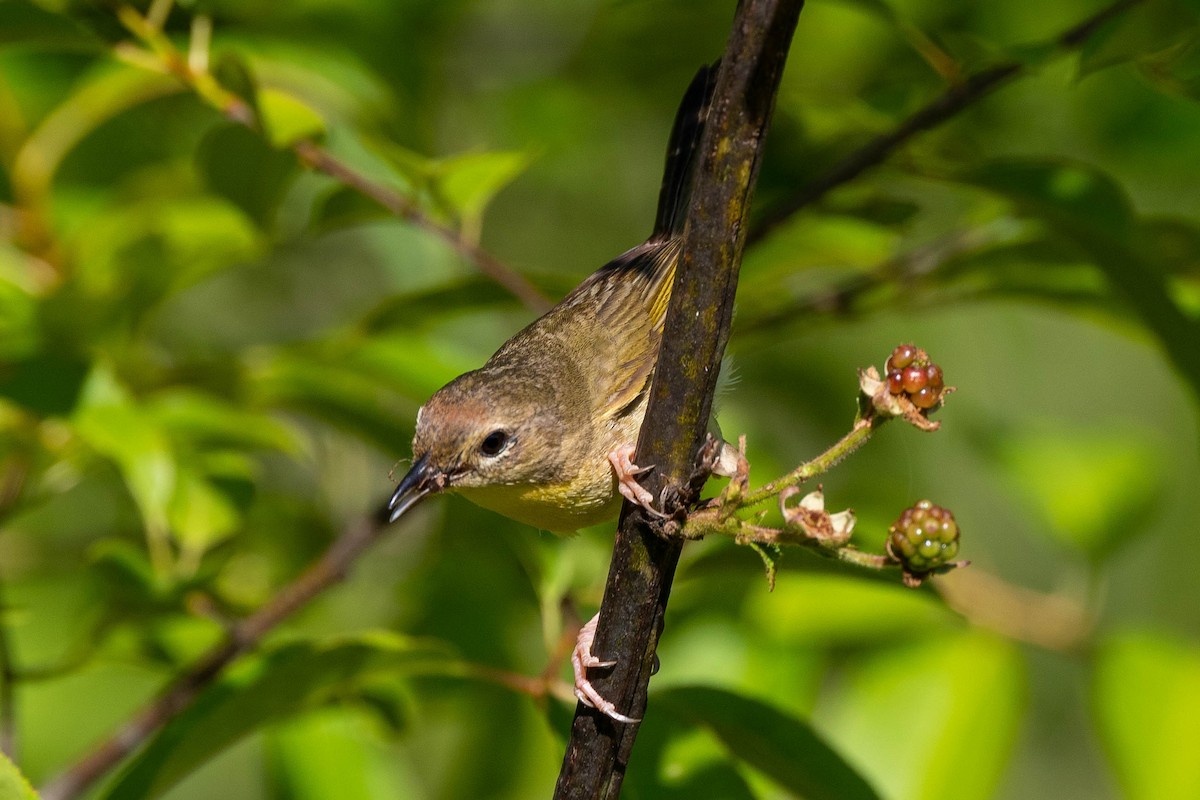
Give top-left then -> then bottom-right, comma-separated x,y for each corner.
572,612 -> 640,724
609,444 -> 669,518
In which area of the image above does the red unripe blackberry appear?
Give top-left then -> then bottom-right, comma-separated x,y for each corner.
887,370 -> 905,394
924,364 -> 943,391
912,386 -> 940,409
900,365 -> 927,393
887,344 -> 917,372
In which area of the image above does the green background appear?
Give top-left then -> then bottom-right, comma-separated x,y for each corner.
1,0 -> 1199,798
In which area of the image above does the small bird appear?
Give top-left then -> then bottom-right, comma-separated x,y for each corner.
388,64 -> 720,723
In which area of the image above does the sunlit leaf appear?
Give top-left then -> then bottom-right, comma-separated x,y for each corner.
264,708 -> 419,800
434,149 -> 533,226
101,633 -> 454,800
259,86 -> 326,148
1094,632 -> 1200,800
13,64 -> 181,198
656,685 -> 881,800
73,368 -> 176,537
746,573 -> 952,645
821,631 -> 1025,800
168,466 -> 241,558
0,749 -> 39,800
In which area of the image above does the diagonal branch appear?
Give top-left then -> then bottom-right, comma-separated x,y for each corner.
748,0 -> 1144,245
553,1 -> 805,797
111,4 -> 551,312
39,514 -> 388,800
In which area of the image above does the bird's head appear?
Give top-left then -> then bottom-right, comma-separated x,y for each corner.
387,368 -> 575,523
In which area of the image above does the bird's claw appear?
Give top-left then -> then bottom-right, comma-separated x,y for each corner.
609,445 -> 669,518
572,613 -> 640,724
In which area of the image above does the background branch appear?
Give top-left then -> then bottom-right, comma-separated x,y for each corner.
112,4 -> 551,312
553,1 -> 805,796
748,0 -> 1144,245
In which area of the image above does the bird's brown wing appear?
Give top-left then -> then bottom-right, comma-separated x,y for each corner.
565,238 -> 680,424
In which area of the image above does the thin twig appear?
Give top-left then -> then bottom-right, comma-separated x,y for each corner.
39,514 -> 388,800
748,0 -> 1144,244
112,3 -> 551,312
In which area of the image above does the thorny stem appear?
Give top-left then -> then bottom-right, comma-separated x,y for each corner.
739,410 -> 883,508
112,4 -> 551,313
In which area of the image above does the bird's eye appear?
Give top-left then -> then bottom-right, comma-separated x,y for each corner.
479,430 -> 509,457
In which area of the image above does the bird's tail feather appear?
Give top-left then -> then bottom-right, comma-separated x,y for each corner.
652,61 -> 720,240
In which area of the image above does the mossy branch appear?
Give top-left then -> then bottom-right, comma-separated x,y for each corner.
553,2 -> 806,797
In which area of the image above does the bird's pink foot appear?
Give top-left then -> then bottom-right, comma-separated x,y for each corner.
608,445 -> 667,517
572,613 -> 639,723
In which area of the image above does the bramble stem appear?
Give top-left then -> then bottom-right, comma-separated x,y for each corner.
739,410 -> 884,508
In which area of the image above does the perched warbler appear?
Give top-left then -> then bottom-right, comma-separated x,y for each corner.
387,65 -> 720,722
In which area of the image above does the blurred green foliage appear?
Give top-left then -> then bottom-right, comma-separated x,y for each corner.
1,0 -> 1199,798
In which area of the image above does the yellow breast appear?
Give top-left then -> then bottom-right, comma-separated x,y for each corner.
457,476 -> 622,533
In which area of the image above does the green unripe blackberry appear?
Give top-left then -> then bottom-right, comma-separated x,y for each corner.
887,500 -> 960,573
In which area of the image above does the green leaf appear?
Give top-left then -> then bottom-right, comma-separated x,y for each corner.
995,426 -> 1164,558
961,159 -> 1200,401
821,631 -> 1025,800
1078,0 -> 1200,78
250,351 -> 419,450
310,184 -> 393,232
0,351 -> 90,415
168,467 -> 241,558
655,686 -> 882,800
264,709 -> 418,800
73,368 -> 176,537
746,574 -> 952,645
963,160 -> 1134,237
211,52 -> 262,125
196,123 -> 297,230
0,749 -> 39,800
258,87 -> 326,148
1094,632 -> 1200,800
434,150 -> 532,226
1140,32 -> 1200,102
149,390 -> 301,455
0,0 -> 102,52
101,633 -> 454,800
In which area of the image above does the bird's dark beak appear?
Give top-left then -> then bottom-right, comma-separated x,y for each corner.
388,454 -> 439,523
